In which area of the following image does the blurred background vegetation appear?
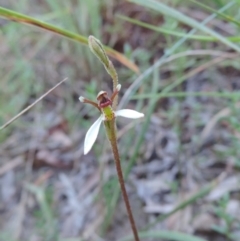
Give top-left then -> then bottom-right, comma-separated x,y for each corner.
1,0 -> 240,241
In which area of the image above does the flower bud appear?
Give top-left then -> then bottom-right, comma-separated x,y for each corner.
88,35 -> 109,67
79,96 -> 85,102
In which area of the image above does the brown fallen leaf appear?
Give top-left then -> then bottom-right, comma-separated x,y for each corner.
35,149 -> 72,169
192,212 -> 218,232
206,176 -> 240,201
48,131 -> 72,149
0,157 -> 24,176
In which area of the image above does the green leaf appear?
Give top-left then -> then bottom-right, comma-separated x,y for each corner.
132,91 -> 240,100
129,0 -> 240,52
118,15 -> 240,42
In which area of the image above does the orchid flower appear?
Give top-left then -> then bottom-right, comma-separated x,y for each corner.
81,35 -> 141,241
79,84 -> 144,155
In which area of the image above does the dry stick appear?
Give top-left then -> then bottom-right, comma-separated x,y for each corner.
104,119 -> 140,241
0,78 -> 67,130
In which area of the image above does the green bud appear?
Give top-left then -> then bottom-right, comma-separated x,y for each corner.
88,35 -> 109,67
88,35 -> 119,110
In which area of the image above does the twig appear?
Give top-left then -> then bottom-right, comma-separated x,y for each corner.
0,78 -> 67,130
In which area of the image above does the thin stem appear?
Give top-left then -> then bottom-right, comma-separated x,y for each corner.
107,61 -> 118,110
104,119 -> 140,241
0,78 -> 67,130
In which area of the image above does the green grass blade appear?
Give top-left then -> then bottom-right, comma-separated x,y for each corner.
144,180 -> 221,230
129,0 -> 240,52
118,231 -> 207,241
118,15 -> 240,42
187,0 -> 240,28
118,15 -> 210,41
119,2 -> 234,108
0,6 -> 138,73
132,91 -> 240,100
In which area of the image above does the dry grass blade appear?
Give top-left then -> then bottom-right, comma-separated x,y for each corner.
200,102 -> 240,143
0,78 -> 67,130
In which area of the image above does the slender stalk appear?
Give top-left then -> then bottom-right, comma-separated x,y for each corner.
104,119 -> 140,241
87,35 -> 141,239
108,61 -> 118,111
0,78 -> 67,130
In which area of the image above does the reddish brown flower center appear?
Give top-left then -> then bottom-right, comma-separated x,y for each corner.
97,91 -> 112,108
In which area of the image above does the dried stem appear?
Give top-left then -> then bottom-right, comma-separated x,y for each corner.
104,119 -> 140,241
0,78 -> 67,130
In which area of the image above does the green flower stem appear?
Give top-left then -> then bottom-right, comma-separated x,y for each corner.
104,119 -> 140,241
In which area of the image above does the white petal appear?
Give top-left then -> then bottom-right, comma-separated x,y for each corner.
115,109 -> 144,119
84,115 -> 103,155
